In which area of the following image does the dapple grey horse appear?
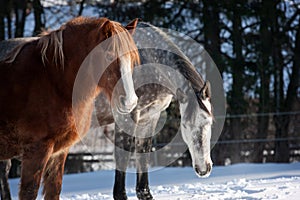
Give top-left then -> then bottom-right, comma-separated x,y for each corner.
96,22 -> 214,200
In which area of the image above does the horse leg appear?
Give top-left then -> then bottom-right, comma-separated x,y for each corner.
42,149 -> 69,200
113,124 -> 135,200
0,160 -> 12,200
19,142 -> 53,200
135,137 -> 153,200
135,115 -> 160,200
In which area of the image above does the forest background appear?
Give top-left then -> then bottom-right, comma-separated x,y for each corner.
0,0 -> 299,172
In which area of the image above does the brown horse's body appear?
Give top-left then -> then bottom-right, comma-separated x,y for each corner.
0,39 -> 77,156
0,17 -> 139,200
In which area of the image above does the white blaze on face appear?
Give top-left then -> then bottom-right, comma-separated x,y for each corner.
119,54 -> 138,113
202,97 -> 212,115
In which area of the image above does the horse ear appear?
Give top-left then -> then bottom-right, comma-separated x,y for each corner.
125,18 -> 139,35
200,81 -> 211,100
176,88 -> 188,103
100,20 -> 113,39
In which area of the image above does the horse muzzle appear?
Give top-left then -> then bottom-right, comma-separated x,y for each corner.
194,161 -> 212,178
117,94 -> 138,114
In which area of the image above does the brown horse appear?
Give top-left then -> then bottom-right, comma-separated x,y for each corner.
0,16 -> 140,200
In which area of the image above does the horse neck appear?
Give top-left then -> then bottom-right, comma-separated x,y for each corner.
162,25 -> 204,90
137,22 -> 205,91
48,28 -> 103,103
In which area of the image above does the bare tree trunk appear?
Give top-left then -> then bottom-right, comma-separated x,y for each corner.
0,1 -> 5,41
229,2 -> 245,164
252,0 -> 274,163
275,16 -> 300,162
13,0 -> 27,37
78,0 -> 86,16
32,0 -> 44,36
202,0 -> 222,74
255,78 -> 270,163
0,0 -> 12,40
202,0 -> 225,165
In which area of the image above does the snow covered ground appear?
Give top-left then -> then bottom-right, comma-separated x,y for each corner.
8,162 -> 300,200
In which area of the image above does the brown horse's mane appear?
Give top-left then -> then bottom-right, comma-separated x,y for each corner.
3,29 -> 64,68
92,17 -> 140,68
3,16 -> 140,70
38,29 -> 64,68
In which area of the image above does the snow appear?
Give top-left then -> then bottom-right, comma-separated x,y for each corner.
8,162 -> 300,200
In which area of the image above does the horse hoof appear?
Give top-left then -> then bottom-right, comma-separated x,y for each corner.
113,193 -> 128,200
136,188 -> 154,200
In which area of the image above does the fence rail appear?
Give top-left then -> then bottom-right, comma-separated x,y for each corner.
64,140 -> 300,173
8,139 -> 300,178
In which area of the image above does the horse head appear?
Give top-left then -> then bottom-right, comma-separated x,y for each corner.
177,80 -> 213,178
35,17 -> 140,114
95,18 -> 140,114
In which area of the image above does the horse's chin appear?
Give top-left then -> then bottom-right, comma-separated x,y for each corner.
116,105 -> 134,115
194,170 -> 211,178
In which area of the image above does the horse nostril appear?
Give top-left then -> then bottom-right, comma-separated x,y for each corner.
195,165 -> 201,174
195,165 -> 206,176
207,162 -> 212,173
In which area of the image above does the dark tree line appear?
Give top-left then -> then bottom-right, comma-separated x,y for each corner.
0,0 -> 299,165
94,0 -> 300,164
0,0 -> 46,39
